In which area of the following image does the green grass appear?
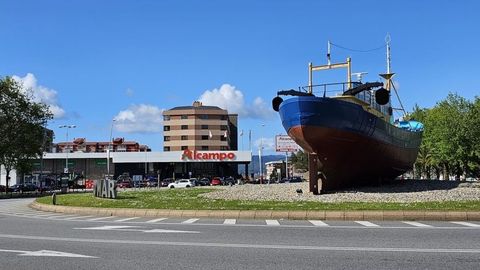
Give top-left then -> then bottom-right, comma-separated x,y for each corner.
35,189 -> 480,211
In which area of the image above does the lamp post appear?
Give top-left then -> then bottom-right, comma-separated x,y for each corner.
58,125 -> 76,174
259,124 -> 265,184
107,119 -> 116,179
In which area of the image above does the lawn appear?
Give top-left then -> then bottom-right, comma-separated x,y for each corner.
35,189 -> 480,211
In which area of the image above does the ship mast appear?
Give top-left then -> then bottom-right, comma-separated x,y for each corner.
308,40 -> 351,94
380,34 -> 407,118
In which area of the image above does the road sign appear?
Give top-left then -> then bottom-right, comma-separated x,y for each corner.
275,135 -> 301,152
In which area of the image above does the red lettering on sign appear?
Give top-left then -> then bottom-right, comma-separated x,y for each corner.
181,149 -> 236,161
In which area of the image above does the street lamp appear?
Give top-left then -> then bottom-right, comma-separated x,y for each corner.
259,124 -> 265,184
107,119 -> 116,179
58,125 -> 76,174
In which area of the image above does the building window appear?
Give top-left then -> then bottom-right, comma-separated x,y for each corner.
220,125 -> 227,130
181,135 -> 188,140
164,146 -> 170,151
164,126 -> 170,131
221,115 -> 228,120
201,125 -> 208,129
201,135 -> 209,140
198,114 -> 209,119
164,136 -> 170,141
181,125 -> 188,130
221,146 -> 228,150
221,136 -> 227,141
163,115 -> 170,121
181,115 -> 188,119
181,146 -> 188,150
201,146 -> 209,150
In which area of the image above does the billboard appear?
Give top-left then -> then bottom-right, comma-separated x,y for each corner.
275,135 -> 301,152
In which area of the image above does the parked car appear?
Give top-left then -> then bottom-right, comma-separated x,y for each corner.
210,177 -> 222,186
197,178 -> 211,186
0,185 -> 11,192
161,178 -> 174,187
117,180 -> 132,188
189,178 -> 198,187
168,179 -> 194,188
10,184 -> 24,193
223,176 -> 236,186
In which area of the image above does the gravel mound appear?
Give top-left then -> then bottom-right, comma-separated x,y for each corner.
199,180 -> 480,203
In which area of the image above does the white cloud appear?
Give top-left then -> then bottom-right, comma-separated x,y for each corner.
114,104 -> 164,133
12,73 -> 66,119
198,84 -> 275,119
254,137 -> 275,151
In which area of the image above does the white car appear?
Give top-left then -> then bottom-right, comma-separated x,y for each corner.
168,179 -> 194,188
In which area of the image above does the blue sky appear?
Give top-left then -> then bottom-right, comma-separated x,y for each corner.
1,0 -> 479,153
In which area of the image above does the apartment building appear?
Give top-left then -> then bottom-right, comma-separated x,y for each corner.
162,101 -> 238,151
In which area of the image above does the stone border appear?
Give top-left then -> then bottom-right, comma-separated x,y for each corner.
29,202 -> 480,221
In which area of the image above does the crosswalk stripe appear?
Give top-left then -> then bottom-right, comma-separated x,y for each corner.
355,221 -> 380,227
182,218 -> 199,224
402,221 -> 432,227
450,221 -> 480,227
115,217 -> 140,222
145,218 -> 168,223
266,220 -> 280,226
309,220 -> 329,226
223,219 -> 236,225
87,216 -> 116,221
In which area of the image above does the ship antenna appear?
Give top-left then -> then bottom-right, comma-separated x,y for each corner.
381,34 -> 407,118
327,40 -> 331,66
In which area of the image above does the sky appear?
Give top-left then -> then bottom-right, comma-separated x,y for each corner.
1,0 -> 479,154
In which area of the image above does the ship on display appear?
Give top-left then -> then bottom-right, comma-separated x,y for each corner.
272,38 -> 423,193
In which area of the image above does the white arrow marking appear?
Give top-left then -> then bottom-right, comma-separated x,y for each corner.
0,249 -> 97,258
76,225 -> 138,230
143,229 -> 200,233
74,225 -> 199,234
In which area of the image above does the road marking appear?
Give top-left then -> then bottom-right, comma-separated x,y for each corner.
223,219 -> 236,225
87,216 -> 116,221
182,218 -> 199,224
355,221 -> 380,227
450,221 -> 480,227
309,220 -> 329,226
74,225 -> 199,234
0,248 -> 97,258
145,218 -> 168,223
76,225 -> 138,230
47,214 -> 78,219
62,215 -> 94,220
1,233 -> 480,254
402,221 -> 432,227
266,220 -> 280,226
115,217 -> 141,222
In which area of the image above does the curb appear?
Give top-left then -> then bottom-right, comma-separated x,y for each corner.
29,202 -> 480,221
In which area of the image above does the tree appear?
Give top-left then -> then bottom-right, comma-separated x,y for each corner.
0,77 -> 52,193
290,150 -> 308,172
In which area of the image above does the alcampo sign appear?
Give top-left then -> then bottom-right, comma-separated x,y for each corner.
182,149 -> 236,161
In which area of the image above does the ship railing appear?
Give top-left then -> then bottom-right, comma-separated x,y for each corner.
300,82 -> 362,98
300,82 -> 389,114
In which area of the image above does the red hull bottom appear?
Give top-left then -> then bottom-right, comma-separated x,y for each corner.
289,126 -> 418,191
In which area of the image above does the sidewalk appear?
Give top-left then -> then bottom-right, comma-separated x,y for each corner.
30,201 -> 480,221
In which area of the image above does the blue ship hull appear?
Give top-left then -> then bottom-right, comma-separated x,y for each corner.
279,96 -> 422,191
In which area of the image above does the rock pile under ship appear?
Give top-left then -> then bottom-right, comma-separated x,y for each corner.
272,39 -> 423,194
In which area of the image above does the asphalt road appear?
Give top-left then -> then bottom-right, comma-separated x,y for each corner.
0,198 -> 479,270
